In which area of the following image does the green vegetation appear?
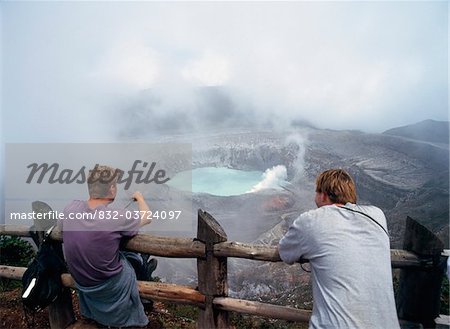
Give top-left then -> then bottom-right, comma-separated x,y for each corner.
0,236 -> 35,290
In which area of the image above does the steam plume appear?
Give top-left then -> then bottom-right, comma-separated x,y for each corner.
247,165 -> 287,193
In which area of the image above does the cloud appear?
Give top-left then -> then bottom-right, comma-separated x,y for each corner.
1,1 -> 447,142
91,40 -> 161,90
181,51 -> 231,87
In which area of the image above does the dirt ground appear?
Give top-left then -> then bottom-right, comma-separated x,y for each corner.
0,288 -> 196,329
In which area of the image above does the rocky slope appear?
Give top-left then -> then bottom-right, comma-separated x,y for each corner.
383,119 -> 449,145
149,121 -> 449,303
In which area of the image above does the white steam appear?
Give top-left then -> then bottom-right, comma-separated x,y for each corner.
246,133 -> 307,194
285,133 -> 307,181
247,165 -> 288,193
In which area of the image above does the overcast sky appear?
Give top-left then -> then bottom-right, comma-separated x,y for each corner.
1,1 -> 448,142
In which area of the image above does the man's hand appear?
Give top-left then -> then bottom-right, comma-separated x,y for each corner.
132,191 -> 151,227
132,191 -> 145,203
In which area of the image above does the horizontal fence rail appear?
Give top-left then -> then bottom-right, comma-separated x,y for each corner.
0,224 -> 435,268
0,265 -> 311,322
0,209 -> 447,329
213,297 -> 312,323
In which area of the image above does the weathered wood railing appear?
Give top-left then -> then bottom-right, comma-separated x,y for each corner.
0,210 -> 448,329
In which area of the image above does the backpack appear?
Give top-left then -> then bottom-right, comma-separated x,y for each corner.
22,226 -> 66,312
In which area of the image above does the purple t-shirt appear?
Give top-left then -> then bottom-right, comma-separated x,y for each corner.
61,200 -> 140,287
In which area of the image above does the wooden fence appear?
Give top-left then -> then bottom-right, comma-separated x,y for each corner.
0,210 -> 448,329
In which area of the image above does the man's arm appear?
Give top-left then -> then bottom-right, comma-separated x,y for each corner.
278,215 -> 309,265
132,191 -> 152,227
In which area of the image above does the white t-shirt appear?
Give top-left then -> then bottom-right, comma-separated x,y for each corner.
279,203 -> 400,329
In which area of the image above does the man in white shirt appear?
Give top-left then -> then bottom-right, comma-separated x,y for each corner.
279,169 -> 400,329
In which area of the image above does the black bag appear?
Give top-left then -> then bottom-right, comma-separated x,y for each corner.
21,226 -> 66,312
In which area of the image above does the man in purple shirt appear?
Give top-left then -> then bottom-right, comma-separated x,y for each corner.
61,165 -> 152,327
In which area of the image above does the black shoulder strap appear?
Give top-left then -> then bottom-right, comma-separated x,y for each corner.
338,206 -> 390,237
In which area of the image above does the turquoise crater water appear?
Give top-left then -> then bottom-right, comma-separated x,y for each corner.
168,167 -> 264,196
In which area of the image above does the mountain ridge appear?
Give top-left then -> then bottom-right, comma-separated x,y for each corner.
383,119 -> 449,144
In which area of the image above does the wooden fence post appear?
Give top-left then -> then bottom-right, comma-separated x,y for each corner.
197,210 -> 229,328
32,201 -> 75,329
396,216 -> 447,329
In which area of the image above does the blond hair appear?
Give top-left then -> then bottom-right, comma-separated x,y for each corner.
316,169 -> 357,204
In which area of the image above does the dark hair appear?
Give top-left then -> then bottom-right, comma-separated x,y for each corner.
316,169 -> 357,204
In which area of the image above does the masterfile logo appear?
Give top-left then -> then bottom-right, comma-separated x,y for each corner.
5,143 -> 193,234
25,160 -> 170,190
